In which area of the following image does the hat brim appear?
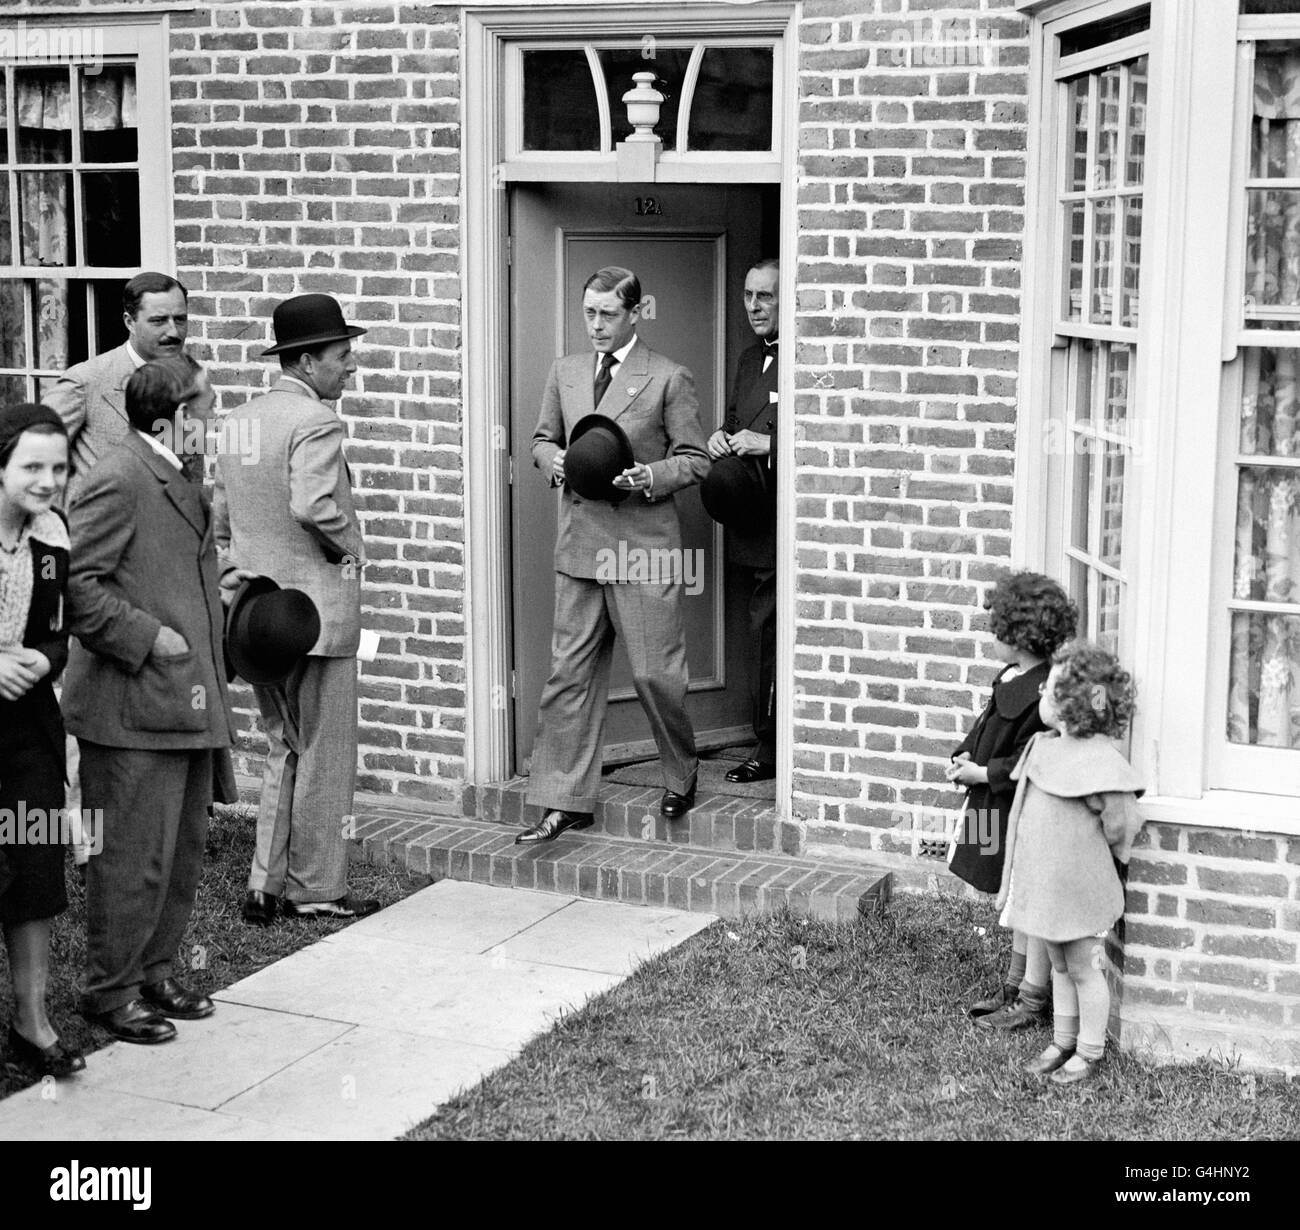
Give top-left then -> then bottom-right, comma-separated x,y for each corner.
567,414 -> 635,504
260,324 -> 367,358
224,576 -> 322,688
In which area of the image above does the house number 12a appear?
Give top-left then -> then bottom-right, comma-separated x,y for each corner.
634,197 -> 662,216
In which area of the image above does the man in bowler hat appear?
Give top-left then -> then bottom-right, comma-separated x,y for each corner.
213,294 -> 378,923
64,356 -> 232,1043
517,266 -> 711,843
707,258 -> 780,783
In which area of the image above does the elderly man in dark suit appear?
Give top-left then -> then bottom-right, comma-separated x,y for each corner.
63,356 -> 233,1045
44,272 -> 193,497
214,294 -> 377,924
707,258 -> 780,784
517,266 -> 711,844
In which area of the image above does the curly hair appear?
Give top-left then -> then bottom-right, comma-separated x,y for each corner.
985,570 -> 1078,659
1049,640 -> 1138,738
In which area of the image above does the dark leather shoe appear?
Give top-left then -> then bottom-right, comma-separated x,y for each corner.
977,997 -> 1051,1031
1051,1053 -> 1106,1086
7,1024 -> 85,1078
660,788 -> 695,818
141,977 -> 215,1020
281,894 -> 380,919
515,810 -> 593,845
725,759 -> 775,784
1024,1044 -> 1074,1077
968,983 -> 1018,1018
85,1000 -> 176,1045
242,889 -> 278,926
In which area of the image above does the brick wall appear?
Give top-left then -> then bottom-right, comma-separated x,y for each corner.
791,0 -> 1031,858
165,2 -> 465,807
1119,823 -> 1300,1073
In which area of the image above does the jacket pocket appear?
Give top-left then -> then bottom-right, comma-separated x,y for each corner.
124,652 -> 211,733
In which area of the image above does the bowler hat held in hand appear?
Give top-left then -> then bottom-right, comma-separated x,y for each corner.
260,293 -> 367,357
564,413 -> 635,505
224,576 -> 322,686
700,454 -> 774,533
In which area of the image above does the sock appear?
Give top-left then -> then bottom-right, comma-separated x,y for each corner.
1053,1014 -> 1079,1052
1006,948 -> 1027,993
1018,980 -> 1049,1012
1075,1038 -> 1105,1062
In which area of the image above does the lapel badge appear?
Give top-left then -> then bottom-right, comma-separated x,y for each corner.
627,386 -> 637,395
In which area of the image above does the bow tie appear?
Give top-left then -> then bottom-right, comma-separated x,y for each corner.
763,339 -> 778,349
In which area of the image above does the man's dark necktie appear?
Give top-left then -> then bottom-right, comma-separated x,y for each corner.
593,352 -> 616,407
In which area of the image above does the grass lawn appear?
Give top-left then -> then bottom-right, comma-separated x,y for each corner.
0,802 -> 426,1100
412,894 -> 1300,1141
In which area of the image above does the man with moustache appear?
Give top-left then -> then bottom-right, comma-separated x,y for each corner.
516,266 -> 710,844
708,258 -> 780,784
44,272 -> 196,496
214,294 -> 377,924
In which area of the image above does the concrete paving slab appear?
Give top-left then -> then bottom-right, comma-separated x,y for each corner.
218,1026 -> 512,1141
501,897 -> 716,975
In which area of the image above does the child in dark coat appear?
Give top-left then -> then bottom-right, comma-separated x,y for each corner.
946,571 -> 1077,1026
998,641 -> 1144,1084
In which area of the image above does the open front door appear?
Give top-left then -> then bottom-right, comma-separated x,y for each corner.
508,182 -> 776,773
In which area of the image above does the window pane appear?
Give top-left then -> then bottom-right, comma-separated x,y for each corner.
1121,196 -> 1141,326
1227,612 -> 1300,748
1070,556 -> 1091,635
1245,189 -> 1300,308
18,171 -> 75,266
1065,201 -> 1084,320
1126,56 -> 1147,186
688,47 -> 773,152
1067,76 -> 1089,192
81,65 -> 138,163
15,67 -> 72,164
1105,342 -> 1132,433
1071,440 -> 1093,551
1100,442 -> 1125,569
83,172 -> 140,266
0,68 -> 8,164
34,278 -> 87,370
522,50 -> 600,152
0,279 -> 26,367
1240,347 -> 1300,457
1098,577 -> 1122,654
601,47 -> 690,151
0,373 -> 28,404
1072,339 -> 1095,424
1094,66 -> 1121,190
1091,197 -> 1114,323
91,279 -> 128,352
0,177 -> 11,265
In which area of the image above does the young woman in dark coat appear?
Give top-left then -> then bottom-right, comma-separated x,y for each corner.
0,402 -> 83,1078
945,571 -> 1077,1026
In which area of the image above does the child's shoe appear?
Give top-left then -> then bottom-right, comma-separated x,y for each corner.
1050,1053 -> 1105,1085
977,997 -> 1051,1030
967,983 -> 1017,1018
1024,1043 -> 1074,1076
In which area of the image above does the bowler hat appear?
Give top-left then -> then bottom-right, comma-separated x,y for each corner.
700,454 -> 774,533
260,294 -> 367,357
565,414 -> 635,504
224,576 -> 322,686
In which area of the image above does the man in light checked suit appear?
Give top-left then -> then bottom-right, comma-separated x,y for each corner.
517,266 -> 711,845
213,294 -> 377,924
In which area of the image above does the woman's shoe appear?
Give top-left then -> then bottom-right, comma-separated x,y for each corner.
1024,1043 -> 1074,1076
1050,1053 -> 1105,1086
6,1023 -> 86,1078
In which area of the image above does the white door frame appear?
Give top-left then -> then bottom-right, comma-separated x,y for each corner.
462,1 -> 801,820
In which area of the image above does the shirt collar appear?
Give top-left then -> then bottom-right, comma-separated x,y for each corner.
125,341 -> 146,369
137,427 -> 184,472
596,335 -> 638,374
278,374 -> 322,401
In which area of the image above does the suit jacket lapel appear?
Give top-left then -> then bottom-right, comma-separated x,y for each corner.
101,345 -> 135,424
597,338 -> 652,422
124,432 -> 207,538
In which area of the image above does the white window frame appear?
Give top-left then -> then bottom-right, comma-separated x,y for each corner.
0,16 -> 173,395
1017,0 -> 1300,833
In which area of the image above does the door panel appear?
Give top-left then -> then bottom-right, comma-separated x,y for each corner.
509,183 -> 770,772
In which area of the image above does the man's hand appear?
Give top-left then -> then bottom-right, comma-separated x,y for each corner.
152,626 -> 190,660
729,429 -> 771,457
612,463 -> 652,493
551,449 -> 566,485
706,428 -> 734,459
0,650 -> 40,701
219,567 -> 260,607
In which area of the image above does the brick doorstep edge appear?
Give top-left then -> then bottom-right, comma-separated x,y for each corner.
352,811 -> 891,923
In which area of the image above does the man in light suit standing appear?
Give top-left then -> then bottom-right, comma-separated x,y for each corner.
44,272 -> 195,498
214,294 -> 377,924
516,266 -> 711,844
65,356 -> 232,1044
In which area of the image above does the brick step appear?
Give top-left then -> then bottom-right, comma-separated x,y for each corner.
354,811 -> 891,922
462,778 -> 804,857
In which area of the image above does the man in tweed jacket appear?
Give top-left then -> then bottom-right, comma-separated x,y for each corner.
213,294 -> 376,924
517,266 -> 711,844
